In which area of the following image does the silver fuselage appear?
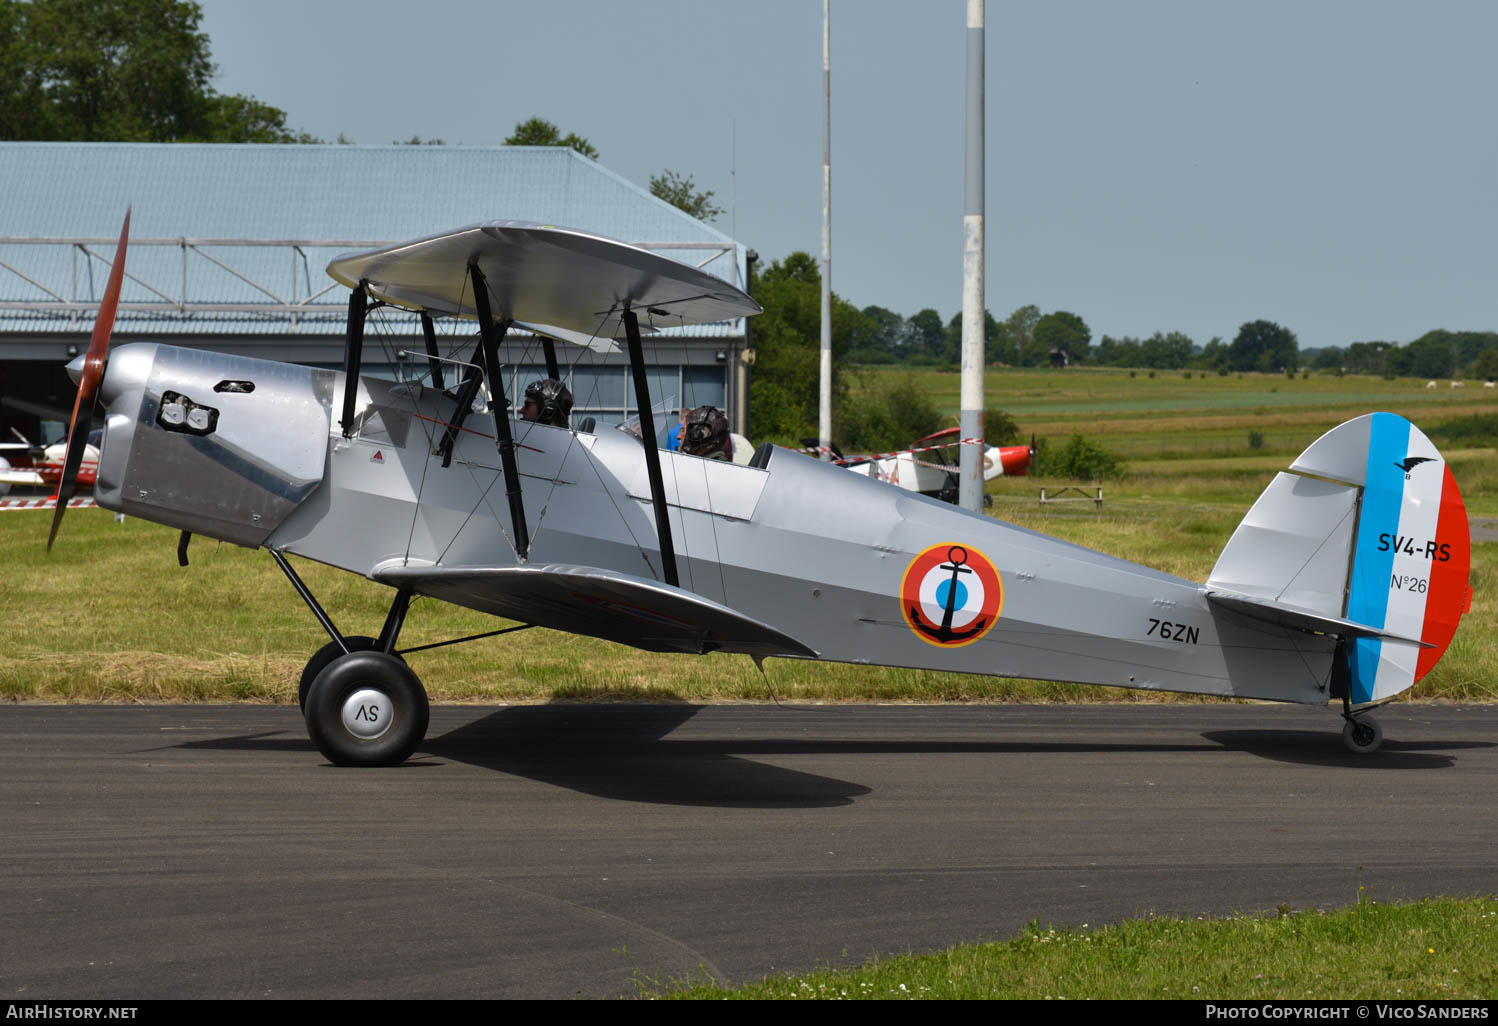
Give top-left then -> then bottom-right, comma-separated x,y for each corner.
93,343 -> 1334,704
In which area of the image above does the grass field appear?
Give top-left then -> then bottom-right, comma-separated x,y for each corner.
851,364 -> 1498,467
658,897 -> 1498,1000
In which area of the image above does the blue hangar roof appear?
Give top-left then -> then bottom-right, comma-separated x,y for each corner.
0,143 -> 747,339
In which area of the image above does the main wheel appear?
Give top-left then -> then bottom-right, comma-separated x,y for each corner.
304,650 -> 429,767
1342,713 -> 1383,755
299,636 -> 387,711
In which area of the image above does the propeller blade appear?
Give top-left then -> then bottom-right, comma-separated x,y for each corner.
48,208 -> 130,551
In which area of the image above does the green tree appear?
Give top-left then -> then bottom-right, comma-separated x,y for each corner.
848,305 -> 906,364
747,252 -> 861,443
1345,341 -> 1395,375
1140,331 -> 1193,369
839,375 -> 942,452
1228,320 -> 1298,373
1004,305 -> 1042,366
649,169 -> 724,222
1096,335 -> 1142,367
0,0 -> 314,142
1311,346 -> 1345,370
1390,334 -> 1456,379
1032,311 -> 1091,365
1035,433 -> 1126,481
1410,329 -> 1498,372
1192,336 -> 1228,373
1471,348 -> 1498,382
503,116 -> 598,159
906,309 -> 947,363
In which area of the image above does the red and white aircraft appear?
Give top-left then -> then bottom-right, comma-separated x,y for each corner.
0,432 -> 100,499
839,427 -> 1034,501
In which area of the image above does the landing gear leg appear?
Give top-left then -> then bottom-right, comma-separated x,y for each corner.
272,549 -> 429,766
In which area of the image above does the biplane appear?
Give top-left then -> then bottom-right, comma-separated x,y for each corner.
49,213 -> 1472,765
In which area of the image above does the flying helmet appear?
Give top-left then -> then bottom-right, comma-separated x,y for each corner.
523,378 -> 573,426
681,405 -> 729,456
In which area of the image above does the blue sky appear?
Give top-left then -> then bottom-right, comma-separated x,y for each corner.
200,0 -> 1498,351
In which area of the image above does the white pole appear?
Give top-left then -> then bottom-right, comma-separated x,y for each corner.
958,0 -> 986,510
819,0 -> 833,460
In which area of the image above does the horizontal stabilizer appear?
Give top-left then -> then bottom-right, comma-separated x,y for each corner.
371,561 -> 817,660
1206,590 -> 1430,647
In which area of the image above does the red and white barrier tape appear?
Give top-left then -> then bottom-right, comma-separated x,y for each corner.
815,438 -> 988,465
0,497 -> 97,511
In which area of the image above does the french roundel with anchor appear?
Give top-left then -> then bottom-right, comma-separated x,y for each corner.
900,543 -> 1004,647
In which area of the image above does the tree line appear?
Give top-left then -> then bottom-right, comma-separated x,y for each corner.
846,301 -> 1300,375
750,250 -> 1498,447
846,296 -> 1498,383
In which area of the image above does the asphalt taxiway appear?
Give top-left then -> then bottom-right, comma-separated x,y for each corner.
2,703 -> 1494,998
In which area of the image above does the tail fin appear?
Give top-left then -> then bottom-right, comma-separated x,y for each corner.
1207,413 -> 1471,705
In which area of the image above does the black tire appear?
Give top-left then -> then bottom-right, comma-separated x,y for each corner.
299,636 -> 384,711
1342,714 -> 1383,755
303,650 -> 429,767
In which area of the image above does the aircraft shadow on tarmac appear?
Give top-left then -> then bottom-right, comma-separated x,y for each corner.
1200,730 -> 1489,770
175,705 -> 1488,805
419,704 -> 876,808
177,705 -> 873,809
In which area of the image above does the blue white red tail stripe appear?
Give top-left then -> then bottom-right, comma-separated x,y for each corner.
1342,412 -> 1468,704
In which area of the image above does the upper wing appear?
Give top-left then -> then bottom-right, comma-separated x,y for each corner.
370,561 -> 816,661
326,221 -> 760,346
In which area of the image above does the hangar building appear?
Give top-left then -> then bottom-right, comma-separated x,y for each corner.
0,142 -> 755,441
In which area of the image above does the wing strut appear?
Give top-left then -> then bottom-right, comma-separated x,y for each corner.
469,261 -> 531,561
623,306 -> 679,586
541,336 -> 560,381
437,353 -> 483,468
339,281 -> 367,437
419,312 -> 445,391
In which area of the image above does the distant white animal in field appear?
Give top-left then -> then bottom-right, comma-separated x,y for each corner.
1426,381 -> 1437,389
1485,380 -> 1495,389
1451,381 -> 1465,389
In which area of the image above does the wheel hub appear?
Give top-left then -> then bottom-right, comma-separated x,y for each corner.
341,687 -> 393,740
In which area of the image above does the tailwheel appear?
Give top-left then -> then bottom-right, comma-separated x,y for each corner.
1341,712 -> 1383,755
304,650 -> 429,767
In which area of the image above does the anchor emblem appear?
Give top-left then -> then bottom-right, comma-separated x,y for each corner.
900,542 -> 1003,648
910,546 -> 989,643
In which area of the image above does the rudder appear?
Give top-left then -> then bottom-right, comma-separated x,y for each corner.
1208,413 -> 1471,705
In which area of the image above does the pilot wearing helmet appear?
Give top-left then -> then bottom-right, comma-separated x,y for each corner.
678,405 -> 731,460
520,377 -> 572,428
